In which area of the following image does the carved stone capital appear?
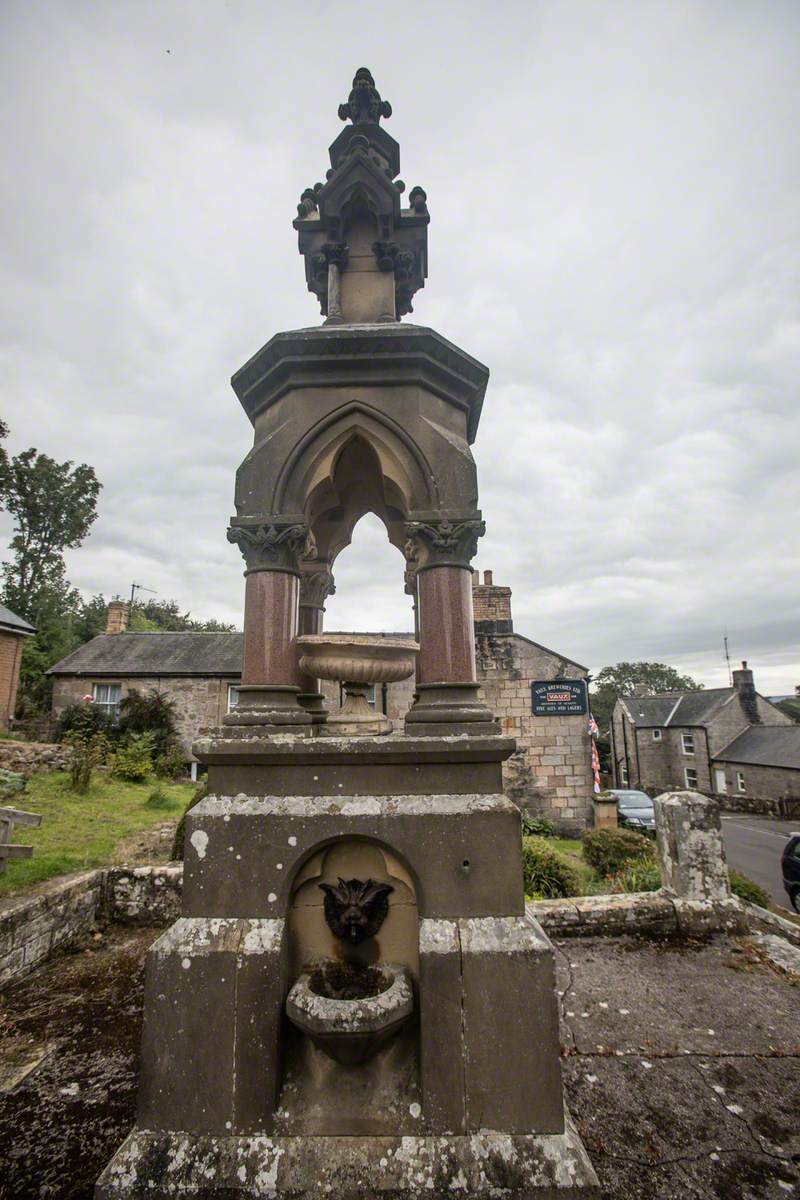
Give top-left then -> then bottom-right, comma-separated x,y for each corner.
299,566 -> 336,609
227,521 -> 312,575
403,518 -> 485,571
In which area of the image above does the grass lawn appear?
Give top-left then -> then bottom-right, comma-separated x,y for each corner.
0,770 -> 195,898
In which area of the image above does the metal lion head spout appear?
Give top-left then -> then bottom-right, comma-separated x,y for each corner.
319,877 -> 394,943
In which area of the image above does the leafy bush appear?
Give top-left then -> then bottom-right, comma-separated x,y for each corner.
62,702 -> 109,793
608,861 -> 662,894
522,836 -> 580,899
117,689 -> 179,760
111,732 -> 155,782
154,742 -> 187,780
0,768 -> 26,800
56,700 -> 113,741
144,784 -> 175,810
521,812 -> 557,838
582,827 -> 655,877
729,870 -> 770,908
171,780 -> 209,860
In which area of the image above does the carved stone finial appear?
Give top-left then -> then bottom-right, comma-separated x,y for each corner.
319,877 -> 394,943
337,68 -> 392,126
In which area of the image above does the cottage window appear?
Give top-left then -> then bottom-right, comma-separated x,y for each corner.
652,729 -> 662,741
228,685 -> 240,713
620,762 -> 629,785
685,767 -> 698,788
681,733 -> 695,755
92,682 -> 121,720
737,771 -> 746,793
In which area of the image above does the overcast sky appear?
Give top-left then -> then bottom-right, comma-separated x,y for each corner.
1,1 -> 798,692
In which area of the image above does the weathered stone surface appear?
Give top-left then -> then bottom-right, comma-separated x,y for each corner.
530,893 -> 677,939
0,739 -> 69,776
0,869 -> 103,988
95,1123 -> 599,1199
654,789 -> 731,900
104,864 -> 183,926
183,792 -> 525,919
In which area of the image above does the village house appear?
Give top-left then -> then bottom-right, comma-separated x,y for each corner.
0,601 -> 35,728
611,661 -> 800,814
48,576 -> 594,829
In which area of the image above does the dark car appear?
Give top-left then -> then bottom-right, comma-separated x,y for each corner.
782,833 -> 800,912
610,789 -> 656,837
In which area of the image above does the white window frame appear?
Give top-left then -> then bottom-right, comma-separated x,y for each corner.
681,733 -> 695,755
737,771 -> 746,793
227,685 -> 240,713
620,762 -> 629,785
685,766 -> 698,789
92,682 -> 121,720
652,729 -> 662,741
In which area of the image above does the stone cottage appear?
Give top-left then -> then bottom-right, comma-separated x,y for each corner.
611,661 -> 798,813
49,577 -> 594,828
0,601 -> 35,727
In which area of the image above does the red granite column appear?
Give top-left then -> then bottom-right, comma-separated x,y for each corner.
404,518 -> 497,735
225,521 -> 312,730
241,570 -> 300,686
416,566 -> 476,684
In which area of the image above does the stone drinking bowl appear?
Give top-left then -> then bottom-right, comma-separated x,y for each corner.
286,962 -> 414,1066
297,634 -> 419,734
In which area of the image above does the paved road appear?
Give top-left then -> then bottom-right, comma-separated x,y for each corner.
720,814 -> 798,907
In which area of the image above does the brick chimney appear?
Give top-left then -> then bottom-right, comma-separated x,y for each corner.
732,660 -> 760,724
105,600 -> 130,635
472,570 -> 513,634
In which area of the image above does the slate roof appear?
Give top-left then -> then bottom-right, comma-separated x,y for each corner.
621,688 -> 737,728
47,632 -> 243,678
714,725 -> 800,771
0,602 -> 35,636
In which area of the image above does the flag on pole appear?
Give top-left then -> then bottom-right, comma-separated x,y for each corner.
588,713 -> 601,792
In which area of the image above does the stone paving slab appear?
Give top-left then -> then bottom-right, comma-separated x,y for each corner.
554,935 -> 800,1198
0,926 -> 798,1198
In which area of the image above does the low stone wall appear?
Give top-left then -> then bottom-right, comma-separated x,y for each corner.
0,865 -> 183,989
529,892 -> 747,939
0,739 -> 69,777
104,864 -> 183,926
0,870 -> 103,987
719,794 -> 780,816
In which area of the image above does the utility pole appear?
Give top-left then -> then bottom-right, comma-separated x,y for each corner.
723,633 -> 732,686
129,582 -> 157,609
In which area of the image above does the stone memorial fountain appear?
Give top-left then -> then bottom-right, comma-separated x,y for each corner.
96,68 -> 598,1199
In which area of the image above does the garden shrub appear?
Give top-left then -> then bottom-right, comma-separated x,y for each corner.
111,732 -> 155,782
56,701 -> 113,741
582,827 -> 655,877
171,780 -> 209,860
520,812 -> 557,839
608,860 -> 662,894
144,784 -> 174,810
729,870 -> 770,909
0,768 -> 26,800
62,703 -> 109,793
118,689 -> 180,761
522,836 -> 580,899
154,741 -> 187,780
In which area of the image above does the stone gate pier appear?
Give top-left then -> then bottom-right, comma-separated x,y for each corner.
95,68 -> 598,1200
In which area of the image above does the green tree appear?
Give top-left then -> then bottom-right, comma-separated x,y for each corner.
589,661 -> 702,734
775,695 -> 800,723
0,447 -> 101,623
131,596 -> 235,633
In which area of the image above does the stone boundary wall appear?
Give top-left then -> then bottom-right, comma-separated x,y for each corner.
0,865 -> 183,989
529,892 -> 748,939
0,870 -> 103,988
0,739 -> 69,777
718,794 -> 781,816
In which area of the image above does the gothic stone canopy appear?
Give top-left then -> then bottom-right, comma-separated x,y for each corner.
293,68 -> 429,320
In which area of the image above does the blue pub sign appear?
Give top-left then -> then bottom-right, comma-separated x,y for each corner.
530,679 -> 588,716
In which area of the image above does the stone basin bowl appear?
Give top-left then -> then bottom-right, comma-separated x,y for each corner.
297,634 -> 419,734
296,634 -> 419,686
286,962 -> 414,1066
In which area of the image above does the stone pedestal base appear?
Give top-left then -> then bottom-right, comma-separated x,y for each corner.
405,682 -> 500,737
96,1124 -> 599,1199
